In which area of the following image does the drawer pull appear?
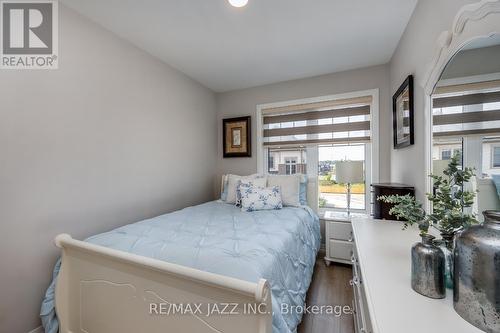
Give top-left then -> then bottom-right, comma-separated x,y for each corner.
350,277 -> 360,286
348,231 -> 354,242
350,253 -> 357,263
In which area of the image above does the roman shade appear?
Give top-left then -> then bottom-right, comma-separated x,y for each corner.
262,96 -> 372,146
432,83 -> 500,138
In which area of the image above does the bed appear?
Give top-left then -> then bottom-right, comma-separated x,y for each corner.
41,178 -> 320,333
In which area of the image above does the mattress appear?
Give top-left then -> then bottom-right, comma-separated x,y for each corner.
41,200 -> 320,333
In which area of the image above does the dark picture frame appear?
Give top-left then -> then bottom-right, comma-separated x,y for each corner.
392,75 -> 414,149
223,116 -> 251,158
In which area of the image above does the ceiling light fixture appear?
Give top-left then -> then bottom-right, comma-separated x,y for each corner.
228,0 -> 248,8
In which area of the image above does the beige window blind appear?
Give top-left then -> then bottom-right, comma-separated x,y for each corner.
432,82 -> 500,138
262,96 -> 372,146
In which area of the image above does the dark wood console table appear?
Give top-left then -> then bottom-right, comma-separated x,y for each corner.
371,183 -> 415,220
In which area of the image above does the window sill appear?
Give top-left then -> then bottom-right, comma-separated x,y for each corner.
319,209 -> 369,220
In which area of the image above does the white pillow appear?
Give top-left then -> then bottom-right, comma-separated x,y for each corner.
240,185 -> 283,212
267,174 -> 301,207
225,174 -> 263,204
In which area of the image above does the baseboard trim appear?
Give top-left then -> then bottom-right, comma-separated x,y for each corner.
28,325 -> 43,333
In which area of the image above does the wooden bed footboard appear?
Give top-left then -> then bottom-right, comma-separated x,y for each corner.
54,234 -> 272,333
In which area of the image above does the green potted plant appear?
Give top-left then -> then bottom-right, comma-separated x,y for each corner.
426,153 -> 478,249
377,194 -> 428,235
377,193 -> 445,298
378,153 -> 477,242
378,153 -> 478,291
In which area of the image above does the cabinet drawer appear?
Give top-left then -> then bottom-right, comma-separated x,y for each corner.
329,240 -> 353,261
328,221 -> 353,241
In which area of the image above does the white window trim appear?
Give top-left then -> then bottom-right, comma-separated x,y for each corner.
256,89 -> 380,214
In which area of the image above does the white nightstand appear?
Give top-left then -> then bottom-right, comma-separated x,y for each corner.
323,212 -> 367,266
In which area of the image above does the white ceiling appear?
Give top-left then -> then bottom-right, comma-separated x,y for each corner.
61,0 -> 418,92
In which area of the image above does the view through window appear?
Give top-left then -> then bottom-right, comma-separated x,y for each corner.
318,144 -> 366,209
267,148 -> 306,175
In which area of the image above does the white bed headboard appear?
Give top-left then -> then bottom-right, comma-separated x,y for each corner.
220,175 -> 318,213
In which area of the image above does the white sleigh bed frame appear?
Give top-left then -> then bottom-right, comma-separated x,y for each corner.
54,176 -> 317,333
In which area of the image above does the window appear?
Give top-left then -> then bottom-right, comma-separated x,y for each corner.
432,83 -> 500,221
441,149 -> 451,160
268,155 -> 274,171
481,138 -> 500,177
261,95 -> 372,147
492,146 -> 500,168
259,92 -> 375,213
432,89 -> 500,138
267,148 -> 306,175
440,147 -> 461,160
285,157 -> 297,175
432,139 -> 463,173
318,144 -> 366,210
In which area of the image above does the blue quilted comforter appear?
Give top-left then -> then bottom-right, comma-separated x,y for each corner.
41,201 -> 320,333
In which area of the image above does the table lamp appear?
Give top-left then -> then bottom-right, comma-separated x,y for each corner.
335,160 -> 364,216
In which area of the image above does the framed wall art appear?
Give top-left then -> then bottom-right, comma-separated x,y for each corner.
223,116 -> 251,157
393,75 -> 414,149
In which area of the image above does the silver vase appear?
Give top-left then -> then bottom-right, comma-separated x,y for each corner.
411,234 -> 446,299
454,210 -> 500,333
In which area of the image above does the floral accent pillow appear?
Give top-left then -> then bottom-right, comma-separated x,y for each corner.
239,185 -> 283,212
225,174 -> 264,204
235,177 -> 267,206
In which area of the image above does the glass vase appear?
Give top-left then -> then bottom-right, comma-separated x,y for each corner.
411,234 -> 446,299
436,232 -> 455,289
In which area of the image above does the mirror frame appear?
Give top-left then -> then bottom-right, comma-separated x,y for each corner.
422,0 -> 500,211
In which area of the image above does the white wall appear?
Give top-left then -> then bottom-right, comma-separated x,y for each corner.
0,5 -> 216,333
389,0 -> 478,201
216,64 -> 392,186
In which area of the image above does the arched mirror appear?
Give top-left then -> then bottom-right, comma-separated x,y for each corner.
431,34 -> 500,221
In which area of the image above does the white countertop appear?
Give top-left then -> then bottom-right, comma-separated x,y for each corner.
351,217 -> 482,333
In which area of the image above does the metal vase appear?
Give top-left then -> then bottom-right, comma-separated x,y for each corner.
411,234 -> 446,299
454,210 -> 500,333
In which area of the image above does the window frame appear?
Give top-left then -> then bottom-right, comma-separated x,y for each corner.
256,89 -> 379,215
491,145 -> 500,168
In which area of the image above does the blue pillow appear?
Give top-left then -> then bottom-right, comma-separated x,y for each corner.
299,176 -> 307,205
221,179 -> 228,201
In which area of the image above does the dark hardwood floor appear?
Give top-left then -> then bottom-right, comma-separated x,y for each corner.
297,259 -> 354,333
